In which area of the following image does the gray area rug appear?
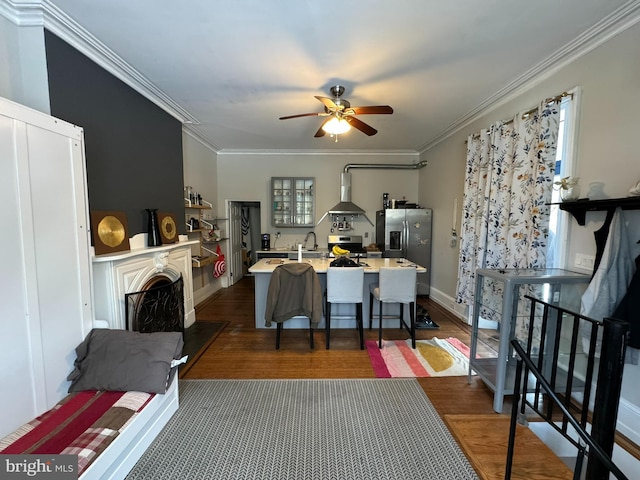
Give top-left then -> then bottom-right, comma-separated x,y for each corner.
127,379 -> 479,479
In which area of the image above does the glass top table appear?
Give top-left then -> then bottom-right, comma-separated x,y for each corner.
469,268 -> 591,413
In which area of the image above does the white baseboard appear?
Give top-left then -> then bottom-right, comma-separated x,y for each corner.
427,286 -> 470,325
184,308 -> 196,329
193,283 -> 222,307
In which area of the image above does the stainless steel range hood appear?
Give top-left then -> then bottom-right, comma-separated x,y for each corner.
317,172 -> 373,226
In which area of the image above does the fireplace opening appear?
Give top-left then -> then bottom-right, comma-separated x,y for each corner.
125,275 -> 184,334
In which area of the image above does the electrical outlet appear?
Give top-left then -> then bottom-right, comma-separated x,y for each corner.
575,253 -> 595,269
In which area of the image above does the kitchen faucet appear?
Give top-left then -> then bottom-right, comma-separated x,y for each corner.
304,231 -> 317,251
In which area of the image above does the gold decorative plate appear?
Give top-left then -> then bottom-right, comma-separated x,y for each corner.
91,211 -> 130,255
158,212 -> 178,244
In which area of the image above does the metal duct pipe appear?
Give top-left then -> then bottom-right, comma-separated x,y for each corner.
316,161 -> 428,226
343,161 -> 427,172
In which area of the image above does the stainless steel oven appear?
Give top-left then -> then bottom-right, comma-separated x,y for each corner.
327,235 -> 367,257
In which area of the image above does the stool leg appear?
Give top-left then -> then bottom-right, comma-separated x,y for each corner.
325,300 -> 331,350
356,303 -> 364,350
378,302 -> 384,348
399,303 -> 404,329
409,301 -> 416,349
309,324 -> 314,349
276,322 -> 282,350
369,293 -> 374,330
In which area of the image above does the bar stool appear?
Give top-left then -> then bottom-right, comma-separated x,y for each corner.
369,266 -> 417,349
325,266 -> 365,350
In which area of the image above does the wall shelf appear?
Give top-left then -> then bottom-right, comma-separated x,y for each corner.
553,196 -> 640,274
555,196 -> 640,226
202,238 -> 229,245
185,200 -> 217,269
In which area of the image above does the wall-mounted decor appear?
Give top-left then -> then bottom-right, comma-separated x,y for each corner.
159,212 -> 178,244
91,210 -> 130,255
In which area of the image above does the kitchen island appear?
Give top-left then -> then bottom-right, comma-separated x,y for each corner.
249,257 -> 427,329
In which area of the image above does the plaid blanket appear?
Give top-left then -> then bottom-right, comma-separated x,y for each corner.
0,390 -> 154,475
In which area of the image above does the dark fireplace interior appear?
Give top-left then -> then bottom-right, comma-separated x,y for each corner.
125,275 -> 184,334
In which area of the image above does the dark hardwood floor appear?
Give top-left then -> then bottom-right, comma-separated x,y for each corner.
183,275 -> 573,480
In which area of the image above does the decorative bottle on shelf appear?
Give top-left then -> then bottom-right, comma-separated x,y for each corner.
560,183 -> 580,202
146,208 -> 162,246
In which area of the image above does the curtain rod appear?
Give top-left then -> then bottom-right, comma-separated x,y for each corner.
513,91 -> 573,122
466,91 -> 573,142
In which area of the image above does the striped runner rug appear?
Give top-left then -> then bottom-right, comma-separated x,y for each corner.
366,337 -> 472,377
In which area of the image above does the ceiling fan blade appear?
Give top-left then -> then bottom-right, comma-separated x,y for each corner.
349,105 -> 394,115
279,112 -> 325,120
346,116 -> 378,136
314,96 -> 339,111
314,118 -> 331,137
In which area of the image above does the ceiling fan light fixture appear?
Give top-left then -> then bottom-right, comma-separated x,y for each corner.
322,117 -> 351,135
279,85 -> 392,140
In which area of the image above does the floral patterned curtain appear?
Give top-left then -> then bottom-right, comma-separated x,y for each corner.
456,102 -> 560,317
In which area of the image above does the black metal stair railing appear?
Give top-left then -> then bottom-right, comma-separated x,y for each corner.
504,295 -> 629,480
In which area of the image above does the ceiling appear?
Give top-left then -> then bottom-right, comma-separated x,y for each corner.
35,1 -> 637,152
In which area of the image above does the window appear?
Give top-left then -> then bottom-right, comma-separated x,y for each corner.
546,88 -> 579,269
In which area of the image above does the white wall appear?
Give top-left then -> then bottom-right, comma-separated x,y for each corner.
0,16 -> 50,113
419,21 -> 640,313
182,130 -> 221,303
216,153 -> 421,250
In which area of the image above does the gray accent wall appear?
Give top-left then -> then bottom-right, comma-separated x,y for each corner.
44,30 -> 185,237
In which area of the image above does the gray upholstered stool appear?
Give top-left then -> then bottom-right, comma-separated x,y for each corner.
369,266 -> 417,348
325,266 -> 365,349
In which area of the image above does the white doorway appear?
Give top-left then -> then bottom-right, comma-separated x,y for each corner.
227,200 -> 261,286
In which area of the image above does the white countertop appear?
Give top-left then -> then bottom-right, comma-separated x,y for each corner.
248,257 -> 426,274
255,248 -> 329,253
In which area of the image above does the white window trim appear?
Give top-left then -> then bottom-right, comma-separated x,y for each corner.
553,86 -> 581,269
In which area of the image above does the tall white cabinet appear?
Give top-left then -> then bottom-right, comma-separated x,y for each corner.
0,96 -> 93,437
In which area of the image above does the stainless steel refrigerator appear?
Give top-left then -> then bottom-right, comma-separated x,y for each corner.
375,208 -> 432,295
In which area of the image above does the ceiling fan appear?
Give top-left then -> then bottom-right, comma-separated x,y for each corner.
279,85 -> 393,139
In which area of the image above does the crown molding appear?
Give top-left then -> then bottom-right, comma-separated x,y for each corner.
0,0 -> 43,25
418,0 -> 640,154
216,149 -> 419,157
183,127 -> 221,154
2,0 -> 201,126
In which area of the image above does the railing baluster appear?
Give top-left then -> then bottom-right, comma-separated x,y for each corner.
506,296 -> 629,480
563,312 -> 581,435
526,301 -> 539,414
505,355 -> 524,480
581,323 -> 599,429
586,318 -> 629,479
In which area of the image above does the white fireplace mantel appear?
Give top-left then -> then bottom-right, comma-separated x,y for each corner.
92,234 -> 198,330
